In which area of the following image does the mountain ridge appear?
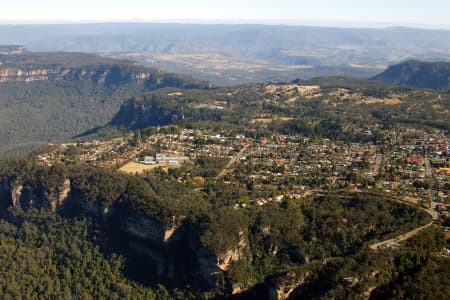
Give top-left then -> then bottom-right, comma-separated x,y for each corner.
372,60 -> 450,90
0,46 -> 210,87
0,47 -> 210,154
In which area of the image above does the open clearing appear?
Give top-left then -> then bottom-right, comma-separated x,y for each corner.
329,88 -> 401,105
251,117 -> 294,124
400,196 -> 420,206
297,85 -> 321,95
362,98 -> 402,105
119,161 -> 169,174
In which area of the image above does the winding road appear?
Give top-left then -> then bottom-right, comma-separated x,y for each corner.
369,160 -> 440,250
369,221 -> 434,250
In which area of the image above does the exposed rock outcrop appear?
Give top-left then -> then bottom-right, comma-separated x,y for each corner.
0,47 -> 210,88
10,180 -> 23,208
0,66 -> 152,84
46,178 -> 71,212
0,179 -> 23,207
372,60 -> 450,90
217,230 -> 247,271
0,169 -> 245,290
121,213 -> 167,241
0,176 -> 71,211
109,97 -> 180,129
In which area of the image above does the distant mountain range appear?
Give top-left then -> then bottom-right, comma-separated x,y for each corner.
1,24 -> 450,84
372,60 -> 450,90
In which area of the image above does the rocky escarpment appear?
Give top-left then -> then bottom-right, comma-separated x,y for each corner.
66,196 -> 228,288
0,172 -> 239,289
0,177 -> 71,212
0,47 -> 213,154
230,271 -> 311,300
115,212 -> 221,287
0,65 -> 206,88
0,179 -> 23,208
109,96 -> 181,129
0,47 -> 211,88
217,230 -> 248,271
372,60 -> 450,90
0,66 -> 153,84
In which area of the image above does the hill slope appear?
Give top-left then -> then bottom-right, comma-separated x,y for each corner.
372,60 -> 450,89
0,47 -> 209,153
106,78 -> 450,135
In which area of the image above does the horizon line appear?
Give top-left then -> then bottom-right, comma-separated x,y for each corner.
0,19 -> 449,30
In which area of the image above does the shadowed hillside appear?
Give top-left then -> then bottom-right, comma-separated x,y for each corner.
372,60 -> 450,90
0,47 -> 209,153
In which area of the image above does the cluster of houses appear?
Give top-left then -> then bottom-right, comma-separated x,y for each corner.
218,128 -> 449,210
37,128 -> 245,169
227,135 -> 380,197
376,131 -> 449,205
36,122 -> 449,218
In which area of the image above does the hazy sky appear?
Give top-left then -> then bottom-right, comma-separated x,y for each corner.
1,0 -> 450,28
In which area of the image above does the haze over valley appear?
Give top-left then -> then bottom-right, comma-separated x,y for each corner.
1,24 -> 450,85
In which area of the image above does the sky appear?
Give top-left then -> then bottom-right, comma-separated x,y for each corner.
1,0 -> 450,29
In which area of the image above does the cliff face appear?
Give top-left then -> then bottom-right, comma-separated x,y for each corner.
0,48 -> 151,84
0,47 -> 212,154
372,60 -> 450,90
0,175 -> 227,289
109,97 -> 180,129
0,47 -> 211,88
217,231 -> 247,271
0,177 -> 71,211
116,212 -> 220,287
0,179 -> 22,208
0,66 -> 153,84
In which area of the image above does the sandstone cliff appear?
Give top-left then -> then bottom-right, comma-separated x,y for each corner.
0,173 -> 238,289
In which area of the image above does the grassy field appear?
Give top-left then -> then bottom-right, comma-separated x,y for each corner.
119,161 -> 168,174
297,85 -> 321,95
251,117 -> 294,124
363,97 -> 402,105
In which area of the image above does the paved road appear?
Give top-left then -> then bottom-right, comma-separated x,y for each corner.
215,143 -> 250,180
373,154 -> 383,177
369,221 -> 434,250
369,159 -> 440,250
313,191 -> 439,251
424,158 -> 440,217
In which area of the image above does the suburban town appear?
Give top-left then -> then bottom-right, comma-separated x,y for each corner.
37,122 -> 450,225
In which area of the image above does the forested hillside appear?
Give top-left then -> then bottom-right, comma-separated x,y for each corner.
0,48 -> 209,153
0,158 -> 436,299
372,60 -> 450,90
107,78 -> 450,134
